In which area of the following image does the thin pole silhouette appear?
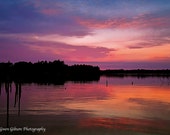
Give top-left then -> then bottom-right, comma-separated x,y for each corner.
14,82 -> 22,116
14,83 -> 18,107
18,83 -> 21,116
5,83 -> 10,128
0,82 -> 1,96
10,83 -> 12,93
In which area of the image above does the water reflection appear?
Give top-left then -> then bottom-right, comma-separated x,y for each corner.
5,82 -> 10,128
0,82 -> 22,127
0,77 -> 170,135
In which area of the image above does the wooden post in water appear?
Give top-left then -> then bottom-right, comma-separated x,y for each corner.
106,80 -> 108,87
14,82 -> 22,116
14,83 -> 18,108
18,83 -> 21,116
0,82 -> 1,96
5,83 -> 9,128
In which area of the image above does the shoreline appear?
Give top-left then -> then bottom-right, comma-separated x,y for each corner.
101,69 -> 170,77
0,61 -> 170,83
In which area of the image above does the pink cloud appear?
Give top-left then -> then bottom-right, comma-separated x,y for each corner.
40,8 -> 61,15
77,13 -> 170,29
0,37 -> 115,62
30,0 -> 63,16
64,46 -> 115,61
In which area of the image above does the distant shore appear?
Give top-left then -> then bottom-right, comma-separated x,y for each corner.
101,69 -> 170,77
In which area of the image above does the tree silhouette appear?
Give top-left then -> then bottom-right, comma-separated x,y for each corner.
0,60 -> 100,84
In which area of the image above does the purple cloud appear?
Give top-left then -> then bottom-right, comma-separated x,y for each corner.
0,36 -> 115,62
0,0 -> 91,36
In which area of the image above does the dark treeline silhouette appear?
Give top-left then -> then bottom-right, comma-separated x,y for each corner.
0,60 -> 100,84
101,69 -> 170,78
1,60 -> 170,84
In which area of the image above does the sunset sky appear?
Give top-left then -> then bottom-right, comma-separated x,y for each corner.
0,0 -> 170,69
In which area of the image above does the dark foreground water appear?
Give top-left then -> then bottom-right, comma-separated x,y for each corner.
0,77 -> 170,135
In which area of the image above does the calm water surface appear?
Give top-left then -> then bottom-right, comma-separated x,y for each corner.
0,77 -> 170,135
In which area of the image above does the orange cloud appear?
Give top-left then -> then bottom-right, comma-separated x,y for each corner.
112,44 -> 170,62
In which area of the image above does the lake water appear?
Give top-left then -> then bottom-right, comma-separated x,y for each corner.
0,76 -> 170,135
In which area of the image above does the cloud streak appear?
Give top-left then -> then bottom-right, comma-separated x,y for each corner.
27,41 -> 116,62
77,9 -> 170,29
0,35 -> 115,62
